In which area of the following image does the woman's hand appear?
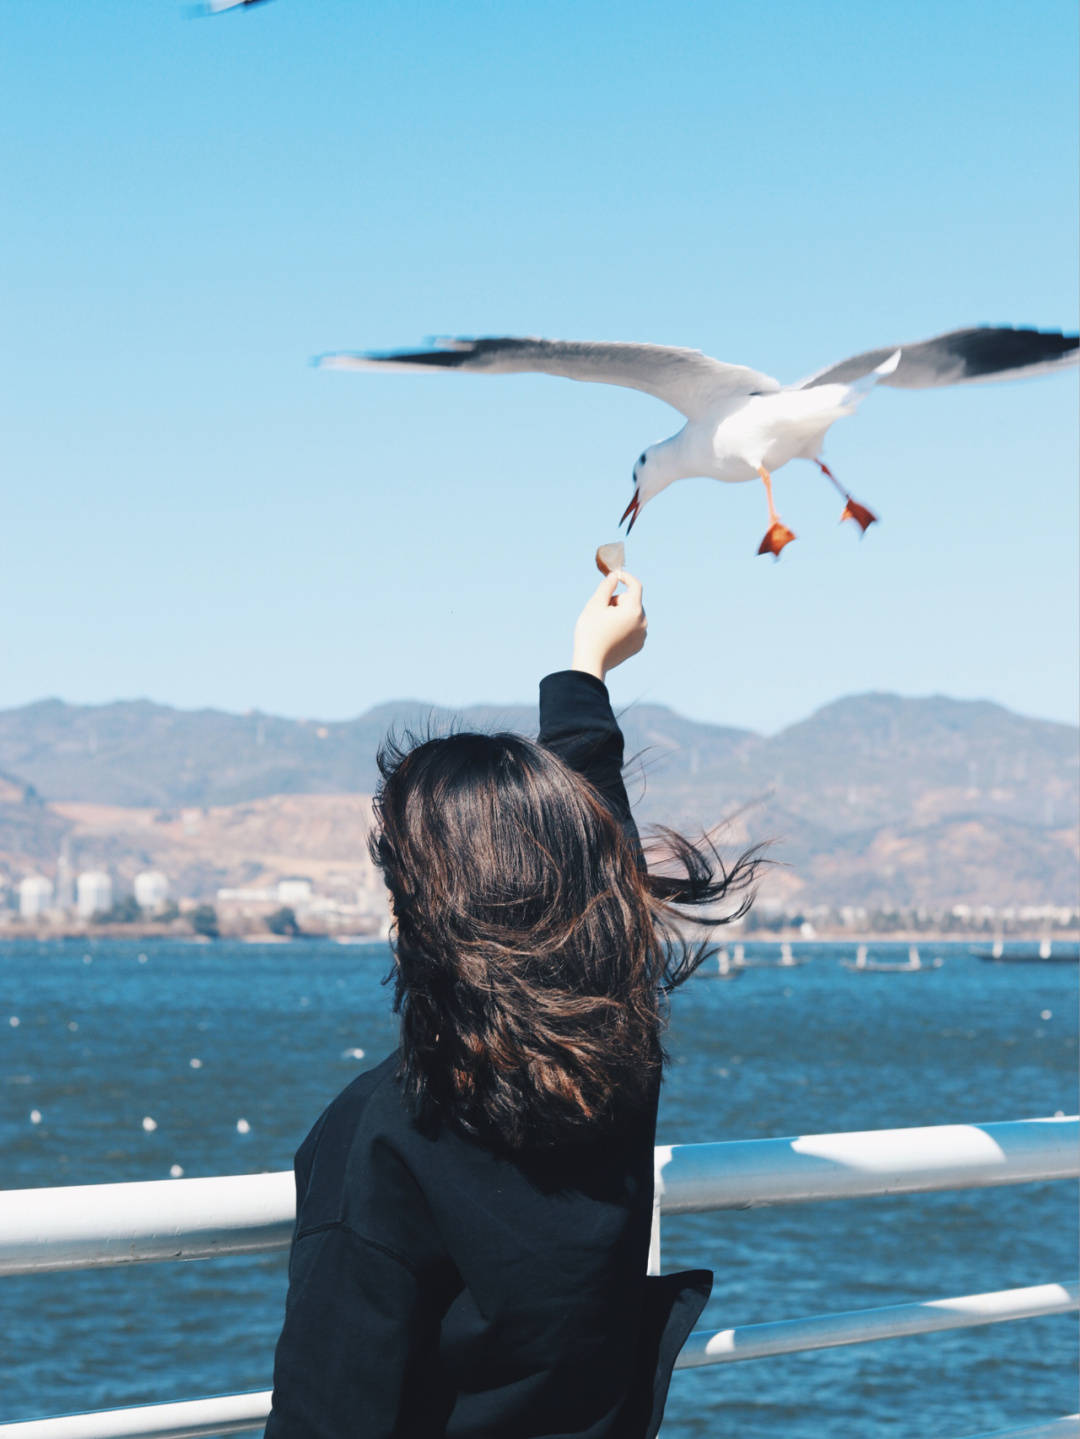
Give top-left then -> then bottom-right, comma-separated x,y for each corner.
571,570 -> 646,681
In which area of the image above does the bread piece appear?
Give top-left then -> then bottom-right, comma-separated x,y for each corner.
595,542 -> 625,576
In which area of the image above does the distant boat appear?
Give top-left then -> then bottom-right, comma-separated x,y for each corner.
734,939 -> 809,970
976,938 -> 1079,964
699,947 -> 743,981
842,944 -> 944,973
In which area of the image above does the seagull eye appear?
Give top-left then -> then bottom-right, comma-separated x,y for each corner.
638,453 -> 646,466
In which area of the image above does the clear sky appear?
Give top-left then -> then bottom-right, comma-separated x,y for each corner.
2,0 -> 1077,734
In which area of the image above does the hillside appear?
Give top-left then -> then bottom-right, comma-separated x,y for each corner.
0,692 -> 1076,909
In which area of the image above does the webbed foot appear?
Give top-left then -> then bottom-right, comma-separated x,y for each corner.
757,521 -> 796,558
840,498 -> 878,533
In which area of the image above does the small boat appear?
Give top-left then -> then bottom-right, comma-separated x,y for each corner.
734,939 -> 809,970
976,938 -> 1079,964
699,947 -> 744,980
842,944 -> 944,973
846,943 -> 869,971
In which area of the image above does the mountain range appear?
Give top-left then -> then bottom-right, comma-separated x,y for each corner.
0,691 -> 1076,910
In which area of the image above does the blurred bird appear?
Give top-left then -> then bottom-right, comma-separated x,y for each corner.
316,326 -> 1078,558
198,0 -> 273,13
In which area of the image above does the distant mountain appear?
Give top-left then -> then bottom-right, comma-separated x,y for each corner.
0,768 -> 68,869
0,695 -> 756,811
0,692 -> 1075,908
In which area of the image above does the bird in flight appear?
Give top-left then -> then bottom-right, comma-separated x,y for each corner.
198,0 -> 273,13
316,326 -> 1077,558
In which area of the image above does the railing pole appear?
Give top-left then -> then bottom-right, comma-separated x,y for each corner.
656,1117 -> 1080,1215
1,1118 -> 1074,1275
0,1391 -> 272,1439
675,1281 -> 1079,1368
952,1418 -> 1080,1439
0,1172 -> 296,1276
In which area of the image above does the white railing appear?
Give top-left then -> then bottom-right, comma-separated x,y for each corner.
653,1116 -> 1079,1215
1,1116 -> 1076,1439
958,1423 -> 1080,1439
0,1172 -> 297,1276
2,1117 -> 1074,1276
0,1394 -> 273,1439
676,1281 -> 1079,1366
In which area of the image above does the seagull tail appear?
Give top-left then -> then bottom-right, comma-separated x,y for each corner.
849,349 -> 901,400
836,348 -> 902,413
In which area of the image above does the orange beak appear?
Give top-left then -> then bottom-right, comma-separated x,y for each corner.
620,489 -> 641,533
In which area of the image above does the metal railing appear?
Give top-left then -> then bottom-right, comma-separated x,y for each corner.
2,1116 -> 1077,1439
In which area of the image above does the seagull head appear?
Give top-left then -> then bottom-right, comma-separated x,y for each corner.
620,445 -> 673,532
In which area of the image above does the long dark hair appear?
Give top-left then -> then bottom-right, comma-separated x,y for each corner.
370,729 -> 764,1151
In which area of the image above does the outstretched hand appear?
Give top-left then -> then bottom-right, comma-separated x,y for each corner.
571,570 -> 646,681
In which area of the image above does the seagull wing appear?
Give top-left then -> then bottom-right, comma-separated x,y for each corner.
315,337 -> 780,421
798,326 -> 1078,390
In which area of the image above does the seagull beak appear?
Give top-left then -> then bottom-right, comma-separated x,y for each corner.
620,489 -> 641,533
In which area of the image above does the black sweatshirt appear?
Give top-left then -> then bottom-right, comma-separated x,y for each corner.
263,671 -> 712,1439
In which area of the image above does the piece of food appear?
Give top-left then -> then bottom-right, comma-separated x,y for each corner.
595,541 -> 625,576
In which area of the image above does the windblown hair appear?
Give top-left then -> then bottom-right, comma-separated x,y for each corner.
369,729 -> 764,1152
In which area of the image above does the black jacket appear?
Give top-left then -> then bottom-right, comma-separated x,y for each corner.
264,671 -> 713,1438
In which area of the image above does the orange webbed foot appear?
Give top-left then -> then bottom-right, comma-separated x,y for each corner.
757,521 -> 796,558
840,498 -> 878,534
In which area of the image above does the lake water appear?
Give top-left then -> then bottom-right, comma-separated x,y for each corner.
1,938 -> 1076,1437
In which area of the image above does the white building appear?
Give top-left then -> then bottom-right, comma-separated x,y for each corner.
55,845 -> 75,911
76,871 -> 113,919
276,878 -> 313,907
134,871 -> 170,912
217,887 -> 277,904
19,875 -> 54,919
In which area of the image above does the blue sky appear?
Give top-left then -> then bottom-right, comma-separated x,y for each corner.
2,0 -> 1076,734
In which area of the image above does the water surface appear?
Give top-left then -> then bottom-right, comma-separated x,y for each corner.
2,939 -> 1076,1436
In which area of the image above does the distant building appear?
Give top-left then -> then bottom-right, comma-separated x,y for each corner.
276,878 -> 313,906
77,871 -> 113,919
355,884 -> 389,920
217,887 -> 277,904
19,875 -> 54,919
55,843 -> 75,911
134,871 -> 169,912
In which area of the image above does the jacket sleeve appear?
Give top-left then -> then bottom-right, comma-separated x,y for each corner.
538,669 -> 643,860
264,1223 -> 437,1439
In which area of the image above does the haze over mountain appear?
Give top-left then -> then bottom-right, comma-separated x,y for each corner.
0,692 -> 1076,910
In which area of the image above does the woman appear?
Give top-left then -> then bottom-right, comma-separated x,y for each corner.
265,568 -> 760,1438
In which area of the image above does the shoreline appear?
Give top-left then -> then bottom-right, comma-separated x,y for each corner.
1,928 -> 1076,945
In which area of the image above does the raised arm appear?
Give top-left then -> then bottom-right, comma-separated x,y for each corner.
538,568 -> 647,857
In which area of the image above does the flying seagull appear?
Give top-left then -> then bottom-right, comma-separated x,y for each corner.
315,326 -> 1078,557
199,0 -> 272,13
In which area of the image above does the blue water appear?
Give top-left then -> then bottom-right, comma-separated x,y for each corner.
1,939 -> 1076,1437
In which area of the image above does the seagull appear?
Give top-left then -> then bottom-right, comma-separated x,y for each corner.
198,0 -> 272,13
315,326 -> 1078,557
